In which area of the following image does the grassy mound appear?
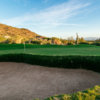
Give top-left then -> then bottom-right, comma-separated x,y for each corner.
43,85 -> 100,100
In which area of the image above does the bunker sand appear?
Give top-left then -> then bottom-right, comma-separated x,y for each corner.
0,62 -> 100,100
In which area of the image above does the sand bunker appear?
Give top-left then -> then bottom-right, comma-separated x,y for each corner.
0,62 -> 100,100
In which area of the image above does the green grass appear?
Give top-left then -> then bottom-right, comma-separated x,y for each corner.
0,44 -> 100,56
44,85 -> 100,100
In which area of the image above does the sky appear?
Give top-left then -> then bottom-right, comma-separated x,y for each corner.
0,0 -> 100,38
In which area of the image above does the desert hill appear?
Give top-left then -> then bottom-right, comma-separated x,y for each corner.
0,23 -> 41,43
0,23 -> 61,45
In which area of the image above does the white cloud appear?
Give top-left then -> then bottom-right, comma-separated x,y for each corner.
1,0 -> 90,28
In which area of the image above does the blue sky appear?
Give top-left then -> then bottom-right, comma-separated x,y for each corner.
0,0 -> 100,38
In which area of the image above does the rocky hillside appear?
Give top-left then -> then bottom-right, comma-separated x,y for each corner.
0,23 -> 40,43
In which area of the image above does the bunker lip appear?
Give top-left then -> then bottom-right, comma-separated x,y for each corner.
0,62 -> 100,100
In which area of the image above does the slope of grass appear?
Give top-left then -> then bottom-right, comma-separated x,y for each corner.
44,85 -> 100,100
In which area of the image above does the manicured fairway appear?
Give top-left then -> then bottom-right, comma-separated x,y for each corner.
0,44 -> 100,56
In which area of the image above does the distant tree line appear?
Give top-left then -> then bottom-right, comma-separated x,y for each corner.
0,33 -> 99,45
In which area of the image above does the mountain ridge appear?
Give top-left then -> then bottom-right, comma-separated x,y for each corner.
0,23 -> 44,43
0,23 -> 39,39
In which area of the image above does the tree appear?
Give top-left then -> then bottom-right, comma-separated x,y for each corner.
4,38 -> 14,44
79,37 -> 86,44
68,37 -> 75,45
51,37 -> 62,45
61,39 -> 68,45
31,40 -> 42,44
76,33 -> 79,45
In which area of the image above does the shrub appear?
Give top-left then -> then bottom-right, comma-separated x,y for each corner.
44,86 -> 100,100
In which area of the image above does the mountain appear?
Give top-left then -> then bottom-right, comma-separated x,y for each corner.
0,23 -> 39,38
0,23 -> 42,43
85,37 -> 99,41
